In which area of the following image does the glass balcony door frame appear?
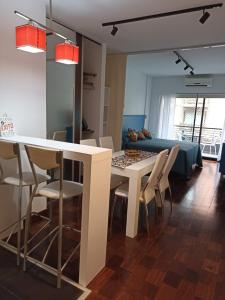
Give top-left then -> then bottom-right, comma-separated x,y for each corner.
176,93 -> 225,160
176,93 -> 204,144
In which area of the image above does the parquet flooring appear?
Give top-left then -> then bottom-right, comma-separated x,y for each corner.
2,160 -> 225,299
88,161 -> 225,299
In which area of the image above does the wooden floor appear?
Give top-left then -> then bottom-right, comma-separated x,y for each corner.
87,161 -> 225,300
3,160 -> 225,299
0,248 -> 83,300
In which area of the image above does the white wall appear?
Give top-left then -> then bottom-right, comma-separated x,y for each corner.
124,56 -> 147,115
0,0 -> 46,137
0,0 -> 47,237
46,20 -> 76,138
148,74 -> 225,136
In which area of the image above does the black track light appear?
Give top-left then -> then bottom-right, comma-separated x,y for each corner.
175,58 -> 181,64
199,10 -> 210,24
184,65 -> 189,70
111,25 -> 118,36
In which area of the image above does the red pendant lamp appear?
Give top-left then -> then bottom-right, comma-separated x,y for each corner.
55,42 -> 79,65
16,24 -> 46,53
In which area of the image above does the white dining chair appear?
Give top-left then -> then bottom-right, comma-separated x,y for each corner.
80,139 -> 97,147
99,136 -> 114,152
111,149 -> 169,234
157,144 -> 179,213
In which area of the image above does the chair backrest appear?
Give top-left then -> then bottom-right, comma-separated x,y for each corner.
25,145 -> 62,171
161,145 -> 179,179
25,145 -> 63,190
80,139 -> 97,147
0,141 -> 22,182
0,140 -> 19,160
52,131 -> 66,142
99,136 -> 114,152
143,149 -> 169,203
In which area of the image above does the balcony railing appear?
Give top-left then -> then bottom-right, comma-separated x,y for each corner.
174,125 -> 222,158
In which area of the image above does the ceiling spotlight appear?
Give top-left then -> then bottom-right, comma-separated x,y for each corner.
175,58 -> 181,64
184,65 -> 189,70
199,10 -> 210,24
190,71 -> 194,75
111,25 -> 118,36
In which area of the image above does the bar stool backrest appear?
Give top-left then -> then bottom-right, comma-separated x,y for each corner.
0,140 -> 19,160
25,145 -> 62,170
25,145 -> 63,187
0,141 -> 22,182
142,149 -> 168,204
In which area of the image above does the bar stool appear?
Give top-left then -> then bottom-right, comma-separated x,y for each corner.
0,140 -> 50,266
23,145 -> 83,288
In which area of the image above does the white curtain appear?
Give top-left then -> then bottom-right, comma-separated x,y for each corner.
158,95 -> 176,139
218,119 -> 225,161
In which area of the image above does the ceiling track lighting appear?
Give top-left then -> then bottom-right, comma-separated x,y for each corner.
199,10 -> 211,24
173,51 -> 194,75
14,10 -> 79,64
102,3 -> 223,34
111,25 -> 118,36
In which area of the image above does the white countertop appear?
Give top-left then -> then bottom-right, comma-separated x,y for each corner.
0,135 -> 112,162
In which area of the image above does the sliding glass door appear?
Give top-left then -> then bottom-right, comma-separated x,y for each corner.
173,95 -> 225,159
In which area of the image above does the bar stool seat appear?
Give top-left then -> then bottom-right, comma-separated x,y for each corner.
38,180 -> 83,200
3,172 -> 50,187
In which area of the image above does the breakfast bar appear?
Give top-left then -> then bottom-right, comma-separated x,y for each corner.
0,135 -> 112,287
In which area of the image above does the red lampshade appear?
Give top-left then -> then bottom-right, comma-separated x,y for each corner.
16,24 -> 46,53
55,43 -> 79,65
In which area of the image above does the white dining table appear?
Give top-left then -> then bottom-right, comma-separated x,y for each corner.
111,151 -> 157,238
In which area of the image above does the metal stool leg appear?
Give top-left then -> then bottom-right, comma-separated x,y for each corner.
23,188 -> 36,271
57,195 -> 63,288
17,184 -> 23,266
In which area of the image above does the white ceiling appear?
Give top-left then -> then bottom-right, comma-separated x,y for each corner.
46,0 -> 225,53
127,47 -> 225,76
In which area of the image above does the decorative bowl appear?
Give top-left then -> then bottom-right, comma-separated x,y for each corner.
125,149 -> 141,157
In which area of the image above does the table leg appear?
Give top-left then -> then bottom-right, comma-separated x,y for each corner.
126,176 -> 141,238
